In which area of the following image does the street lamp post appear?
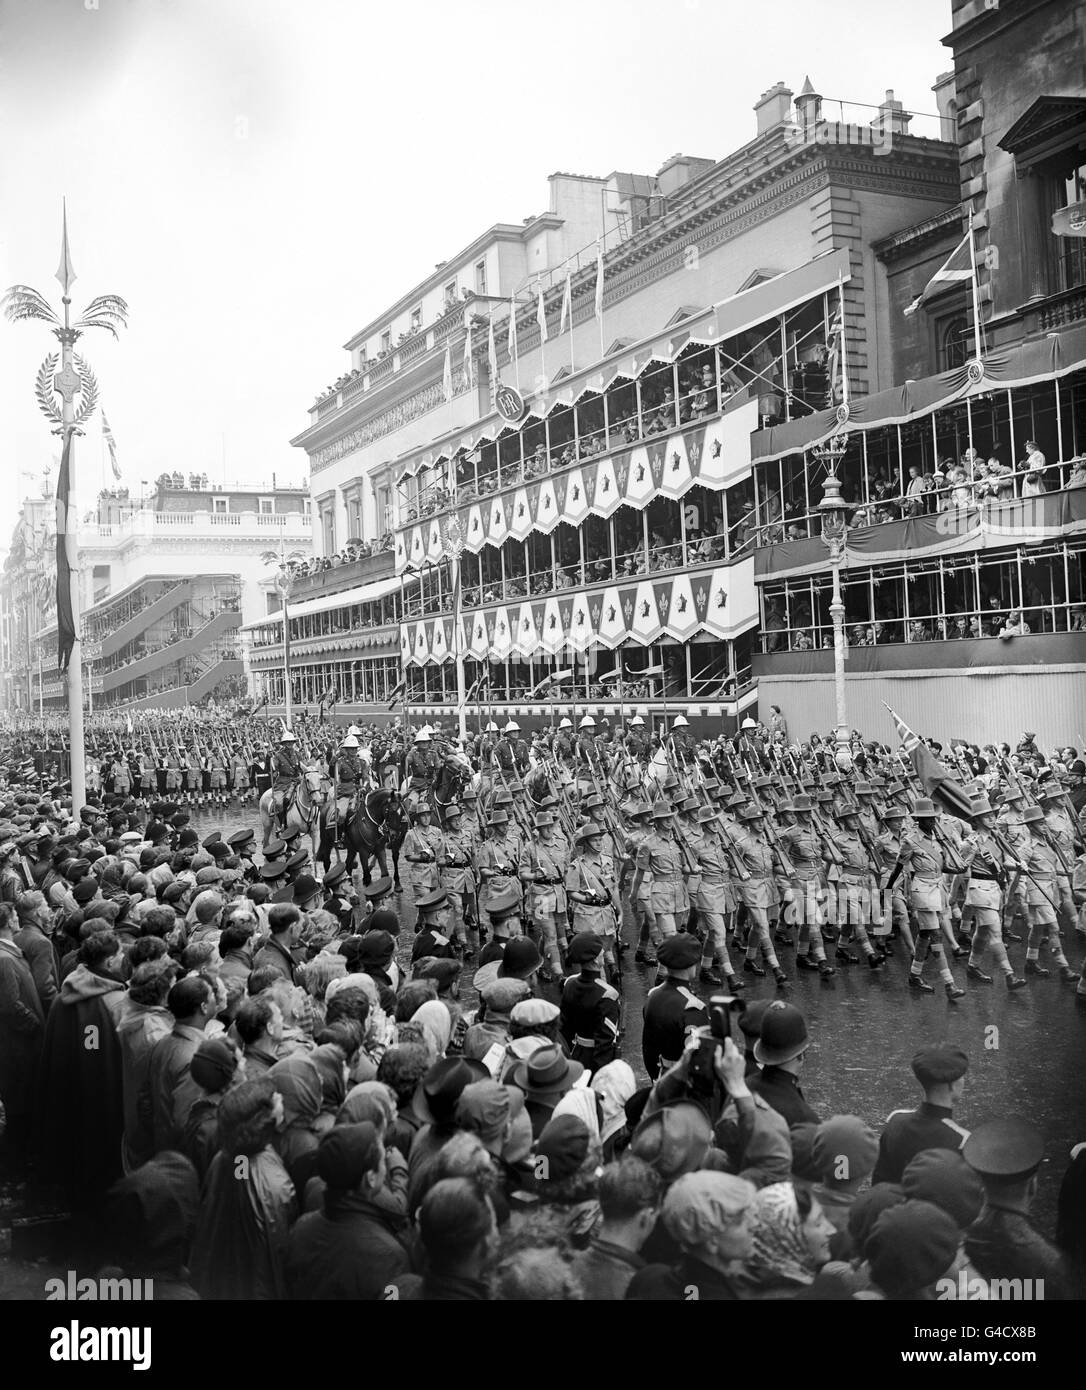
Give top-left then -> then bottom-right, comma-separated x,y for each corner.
263,541 -> 306,729
813,435 -> 852,768
446,513 -> 468,740
3,205 -> 128,816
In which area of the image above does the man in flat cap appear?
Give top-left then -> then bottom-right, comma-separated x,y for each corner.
963,1118 -> 1071,1299
641,933 -> 708,1081
558,931 -> 621,1072
872,1044 -> 971,1185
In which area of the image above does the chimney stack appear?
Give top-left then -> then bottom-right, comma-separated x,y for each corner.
754,82 -> 794,136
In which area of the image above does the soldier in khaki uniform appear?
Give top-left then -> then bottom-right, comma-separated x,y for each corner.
724,803 -> 788,986
522,810 -> 570,979
630,803 -> 687,950
401,800 -> 443,913
962,796 -> 1026,990
776,794 -> 834,977
1020,805 -> 1080,983
566,824 -> 619,983
689,805 -> 744,989
478,808 -> 524,938
887,798 -> 965,999
440,802 -> 478,957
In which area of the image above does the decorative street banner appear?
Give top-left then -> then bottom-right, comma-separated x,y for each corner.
404,558 -> 756,665
395,400 -> 759,573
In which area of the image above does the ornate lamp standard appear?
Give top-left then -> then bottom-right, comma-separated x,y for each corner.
3,205 -> 128,814
812,434 -> 852,770
262,541 -> 307,727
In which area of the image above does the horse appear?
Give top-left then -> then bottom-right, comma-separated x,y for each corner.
343,787 -> 407,886
400,750 -> 474,827
258,763 -> 329,866
430,751 -> 474,828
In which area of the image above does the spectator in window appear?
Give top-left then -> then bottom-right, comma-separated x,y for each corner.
999,611 -> 1030,637
907,621 -> 932,643
950,616 -> 971,639
793,630 -> 812,652
950,468 -> 973,509
1067,456 -> 1086,490
1020,439 -> 1046,476
905,465 -> 928,507
1021,464 -> 1048,498
1070,606 -> 1086,632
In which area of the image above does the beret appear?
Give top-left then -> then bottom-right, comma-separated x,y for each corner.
865,1200 -> 959,1295
911,1045 -> 969,1086
189,1038 -> 238,1093
902,1148 -> 984,1228
656,934 -> 702,970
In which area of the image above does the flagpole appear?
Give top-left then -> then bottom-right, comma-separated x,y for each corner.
57,214 -> 87,817
967,206 -> 983,364
837,274 -> 849,411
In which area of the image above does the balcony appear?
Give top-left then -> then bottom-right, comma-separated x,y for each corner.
95,580 -> 192,660
288,547 -> 396,600
755,631 -> 1086,676
81,508 -> 310,549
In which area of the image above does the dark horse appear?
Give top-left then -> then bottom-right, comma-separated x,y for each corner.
430,752 -> 474,828
343,787 -> 408,887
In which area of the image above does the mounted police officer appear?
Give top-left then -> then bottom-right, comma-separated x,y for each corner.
271,728 -> 301,834
334,733 -> 362,841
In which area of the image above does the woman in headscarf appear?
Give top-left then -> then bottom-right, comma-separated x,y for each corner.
589,1061 -> 637,1162
299,1081 -> 408,1222
309,1043 -> 349,1135
411,1000 -> 453,1060
268,1053 -> 323,1192
190,1078 -> 297,1300
736,1181 -> 836,1297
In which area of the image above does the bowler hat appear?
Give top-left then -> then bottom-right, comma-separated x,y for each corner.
753,1001 -> 809,1066
499,937 -> 542,980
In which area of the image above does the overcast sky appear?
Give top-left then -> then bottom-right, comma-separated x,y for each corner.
0,0 -> 952,540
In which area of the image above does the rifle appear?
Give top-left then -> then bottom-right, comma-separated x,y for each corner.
682,749 -> 750,881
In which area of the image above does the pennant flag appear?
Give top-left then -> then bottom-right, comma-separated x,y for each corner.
559,270 -> 572,335
462,324 -> 474,388
904,229 -> 973,317
508,297 -> 518,367
536,281 -> 548,342
885,703 -> 975,818
387,678 -> 406,710
442,343 -> 452,402
55,432 -> 77,671
487,314 -> 498,383
594,239 -> 604,320
102,410 -> 120,480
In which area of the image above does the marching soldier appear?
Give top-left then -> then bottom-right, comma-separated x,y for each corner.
1041,785 -> 1080,938
230,746 -> 250,802
554,717 -> 575,767
827,807 -> 885,969
886,798 -> 965,999
401,799 -> 443,913
559,931 -> 621,1072
641,934 -> 709,1081
566,823 -> 619,982
962,796 -> 1026,990
630,802 -> 688,957
209,744 -> 228,806
874,804 -> 914,956
624,802 -> 657,965
689,805 -> 745,989
522,809 -> 570,979
477,808 -> 524,942
777,793 -> 835,976
439,801 -> 478,956
1020,805 -> 1080,983
725,803 -> 789,986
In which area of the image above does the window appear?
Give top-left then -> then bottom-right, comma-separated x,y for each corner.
377,484 -> 392,533
358,346 -> 367,365
302,497 -> 312,519
444,279 -> 457,310
936,313 -> 969,373
380,330 -> 391,354
321,505 -> 336,554
1050,153 -> 1086,292
410,305 -> 423,332
475,259 -> 487,295
213,497 -> 229,514
258,497 -> 274,514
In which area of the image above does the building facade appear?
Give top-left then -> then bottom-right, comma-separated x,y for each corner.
278,77 -> 958,731
31,481 -> 311,712
750,0 -> 1086,748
